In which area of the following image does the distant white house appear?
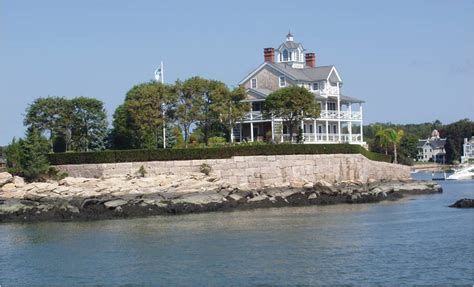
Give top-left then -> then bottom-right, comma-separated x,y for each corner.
417,129 -> 446,163
461,137 -> 474,163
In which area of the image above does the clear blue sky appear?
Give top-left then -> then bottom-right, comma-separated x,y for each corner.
1,0 -> 473,145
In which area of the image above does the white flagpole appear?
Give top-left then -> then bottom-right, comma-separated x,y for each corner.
161,61 -> 166,148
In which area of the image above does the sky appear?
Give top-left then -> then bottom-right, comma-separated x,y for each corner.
1,0 -> 473,145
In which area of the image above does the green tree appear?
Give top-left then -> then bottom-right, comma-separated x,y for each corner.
196,79 -> 223,145
70,97 -> 108,151
263,86 -> 319,143
175,78 -> 205,147
385,128 -> 404,164
211,85 -> 249,143
24,97 -> 71,151
6,129 -> 50,182
124,82 -> 176,149
374,124 -> 390,155
156,123 -> 178,148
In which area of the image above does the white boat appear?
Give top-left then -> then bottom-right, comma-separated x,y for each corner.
446,165 -> 474,180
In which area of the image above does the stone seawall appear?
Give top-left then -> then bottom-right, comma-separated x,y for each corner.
56,154 -> 410,188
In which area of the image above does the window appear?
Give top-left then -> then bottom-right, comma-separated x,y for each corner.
252,102 -> 262,111
327,102 -> 336,110
295,51 -> 300,61
251,78 -> 257,89
279,76 -> 286,87
309,124 -> 313,133
282,49 -> 289,61
333,125 -> 337,134
318,125 -> 322,134
312,83 -> 319,90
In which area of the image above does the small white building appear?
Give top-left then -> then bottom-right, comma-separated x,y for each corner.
461,137 -> 474,163
416,130 -> 446,163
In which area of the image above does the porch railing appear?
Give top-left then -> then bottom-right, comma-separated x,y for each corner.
243,111 -> 362,122
283,133 -> 362,143
319,111 -> 362,120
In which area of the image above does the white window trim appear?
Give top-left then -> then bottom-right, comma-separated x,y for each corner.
279,76 -> 286,87
251,78 -> 257,89
311,82 -> 319,91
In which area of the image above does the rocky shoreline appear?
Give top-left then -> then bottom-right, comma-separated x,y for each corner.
0,172 -> 442,223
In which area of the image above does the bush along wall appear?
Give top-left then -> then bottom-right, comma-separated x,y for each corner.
47,144 -> 392,165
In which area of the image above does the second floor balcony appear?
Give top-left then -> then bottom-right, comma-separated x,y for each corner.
242,109 -> 362,122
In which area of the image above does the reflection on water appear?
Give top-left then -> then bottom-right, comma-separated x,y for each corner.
1,175 -> 473,285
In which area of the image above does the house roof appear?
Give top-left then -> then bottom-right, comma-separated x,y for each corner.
0,157 -> 6,164
270,63 -> 335,82
280,41 -> 301,49
339,94 -> 365,103
239,62 -> 337,85
417,138 -> 447,149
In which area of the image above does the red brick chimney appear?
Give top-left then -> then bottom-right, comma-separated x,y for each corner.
264,48 -> 275,63
305,53 -> 316,67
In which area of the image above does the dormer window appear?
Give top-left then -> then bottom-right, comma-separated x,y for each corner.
282,49 -> 289,61
251,78 -> 257,89
279,76 -> 286,87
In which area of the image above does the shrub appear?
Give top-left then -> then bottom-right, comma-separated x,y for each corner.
47,144 -> 391,165
208,136 -> 226,146
199,163 -> 211,175
136,165 -> 147,177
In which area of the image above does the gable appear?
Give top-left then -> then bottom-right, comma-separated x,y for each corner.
240,65 -> 285,91
328,67 -> 342,83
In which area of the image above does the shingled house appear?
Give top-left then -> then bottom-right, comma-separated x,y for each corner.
417,129 -> 446,163
233,33 -> 365,144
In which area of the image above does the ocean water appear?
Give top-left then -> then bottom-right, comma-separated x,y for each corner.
0,174 -> 473,286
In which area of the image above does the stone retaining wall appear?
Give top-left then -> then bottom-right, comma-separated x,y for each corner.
55,154 -> 411,188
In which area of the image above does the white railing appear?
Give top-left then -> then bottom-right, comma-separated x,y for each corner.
321,86 -> 339,96
243,111 -> 362,122
283,133 -> 362,143
319,111 -> 362,120
243,111 -> 268,121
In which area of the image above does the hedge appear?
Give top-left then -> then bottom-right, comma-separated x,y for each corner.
47,144 -> 392,165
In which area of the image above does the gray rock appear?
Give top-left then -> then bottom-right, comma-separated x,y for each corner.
227,193 -> 243,201
173,192 -> 224,205
104,199 -> 128,209
0,172 -> 13,188
247,194 -> 268,202
449,198 -> 474,208
303,182 -> 314,190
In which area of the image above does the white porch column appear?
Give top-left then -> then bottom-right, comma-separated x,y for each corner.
348,105 -> 352,142
325,120 -> 329,142
360,105 -> 363,142
337,97 -> 341,142
250,122 -> 254,142
230,126 -> 234,143
313,119 -> 317,142
280,121 -> 284,142
250,103 -> 254,142
239,123 -> 242,142
271,114 -> 275,141
325,101 -> 329,142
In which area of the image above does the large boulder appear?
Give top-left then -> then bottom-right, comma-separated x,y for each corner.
449,198 -> 474,208
12,176 -> 25,188
0,172 -> 13,187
